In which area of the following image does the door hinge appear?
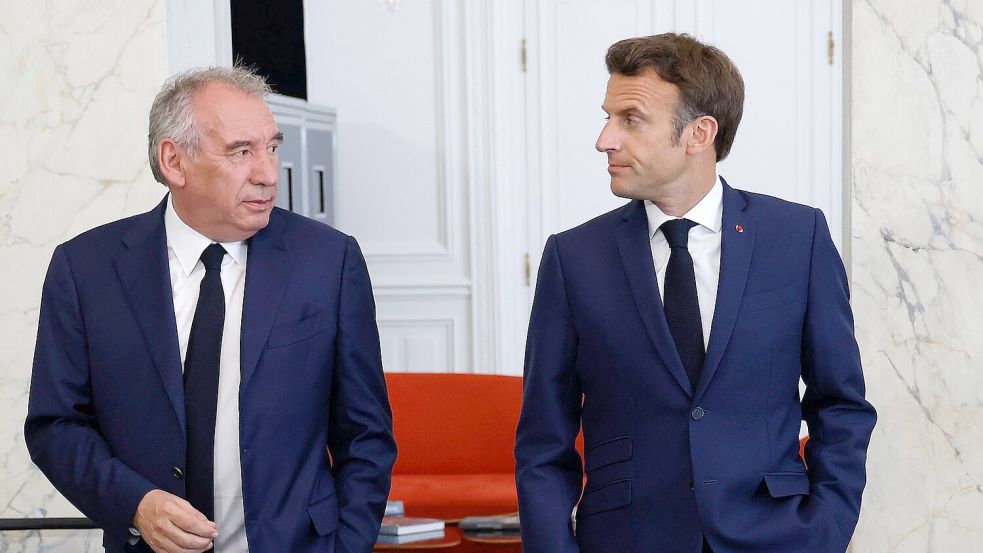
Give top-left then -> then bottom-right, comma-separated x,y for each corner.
524,253 -> 531,286
827,31 -> 835,65
521,38 -> 528,73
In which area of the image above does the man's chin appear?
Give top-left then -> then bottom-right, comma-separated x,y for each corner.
251,213 -> 272,230
235,212 -> 272,240
610,181 -> 644,201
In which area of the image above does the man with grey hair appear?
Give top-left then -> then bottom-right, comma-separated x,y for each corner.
25,66 -> 397,552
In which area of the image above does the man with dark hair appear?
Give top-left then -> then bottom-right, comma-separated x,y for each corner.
25,66 -> 397,552
515,33 -> 875,553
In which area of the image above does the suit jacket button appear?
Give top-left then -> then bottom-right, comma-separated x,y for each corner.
172,466 -> 184,479
691,407 -> 706,420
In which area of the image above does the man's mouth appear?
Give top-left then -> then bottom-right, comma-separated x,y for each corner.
243,198 -> 273,209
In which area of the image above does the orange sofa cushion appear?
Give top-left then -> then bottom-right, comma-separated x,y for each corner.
390,473 -> 519,520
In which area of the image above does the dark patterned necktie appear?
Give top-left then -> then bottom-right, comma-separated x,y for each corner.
660,219 -> 705,390
184,243 -> 226,520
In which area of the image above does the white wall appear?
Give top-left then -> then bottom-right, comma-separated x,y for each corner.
165,0 -> 232,71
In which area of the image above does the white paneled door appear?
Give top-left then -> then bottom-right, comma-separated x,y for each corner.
307,1 -> 473,373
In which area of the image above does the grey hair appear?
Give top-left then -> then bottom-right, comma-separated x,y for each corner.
148,66 -> 272,185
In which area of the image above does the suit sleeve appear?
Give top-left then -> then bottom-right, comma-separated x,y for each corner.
800,209 -> 877,549
514,235 -> 583,553
328,236 -> 397,553
24,245 -> 156,536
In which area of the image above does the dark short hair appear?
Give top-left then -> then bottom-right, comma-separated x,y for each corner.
605,33 -> 744,161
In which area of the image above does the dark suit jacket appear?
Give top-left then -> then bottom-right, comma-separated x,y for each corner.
515,180 -> 876,553
25,197 -> 397,552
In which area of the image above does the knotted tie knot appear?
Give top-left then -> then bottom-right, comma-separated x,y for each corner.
200,243 -> 226,271
660,218 -> 698,249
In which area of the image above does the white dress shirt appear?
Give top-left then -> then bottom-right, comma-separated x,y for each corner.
165,196 -> 249,552
644,175 -> 724,349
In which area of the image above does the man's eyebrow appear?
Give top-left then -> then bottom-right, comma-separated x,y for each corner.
601,104 -> 645,116
226,139 -> 253,151
225,132 -> 283,151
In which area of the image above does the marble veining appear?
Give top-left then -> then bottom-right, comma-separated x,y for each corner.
0,1 -> 167,551
851,0 -> 983,550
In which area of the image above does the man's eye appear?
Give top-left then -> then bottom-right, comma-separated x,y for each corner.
269,144 -> 279,154
234,150 -> 250,158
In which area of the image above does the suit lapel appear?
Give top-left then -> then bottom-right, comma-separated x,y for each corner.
240,210 -> 291,392
616,200 -> 693,397
115,197 -> 187,432
696,180 -> 754,398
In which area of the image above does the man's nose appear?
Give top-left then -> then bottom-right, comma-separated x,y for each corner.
596,122 -> 619,153
254,152 -> 279,187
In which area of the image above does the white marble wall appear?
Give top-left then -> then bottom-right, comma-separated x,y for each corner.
0,0 -> 167,550
850,0 -> 983,550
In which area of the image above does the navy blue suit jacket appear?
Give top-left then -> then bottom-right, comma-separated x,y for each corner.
515,181 -> 876,553
25,198 -> 397,552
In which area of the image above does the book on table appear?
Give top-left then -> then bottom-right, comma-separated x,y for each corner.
384,500 -> 405,517
378,516 -> 445,536
376,529 -> 446,545
459,514 -> 520,532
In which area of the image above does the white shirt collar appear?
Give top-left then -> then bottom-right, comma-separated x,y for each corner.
164,195 -> 248,276
644,174 -> 724,239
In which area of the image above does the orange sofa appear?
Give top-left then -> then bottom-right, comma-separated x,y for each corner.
385,372 -> 523,522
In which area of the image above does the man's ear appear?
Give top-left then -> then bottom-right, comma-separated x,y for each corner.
158,139 -> 187,188
686,115 -> 718,157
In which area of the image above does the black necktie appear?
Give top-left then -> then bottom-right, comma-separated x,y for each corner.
661,219 -> 705,390
184,243 -> 226,521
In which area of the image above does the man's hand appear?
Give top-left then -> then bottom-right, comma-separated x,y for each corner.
132,489 -> 218,553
